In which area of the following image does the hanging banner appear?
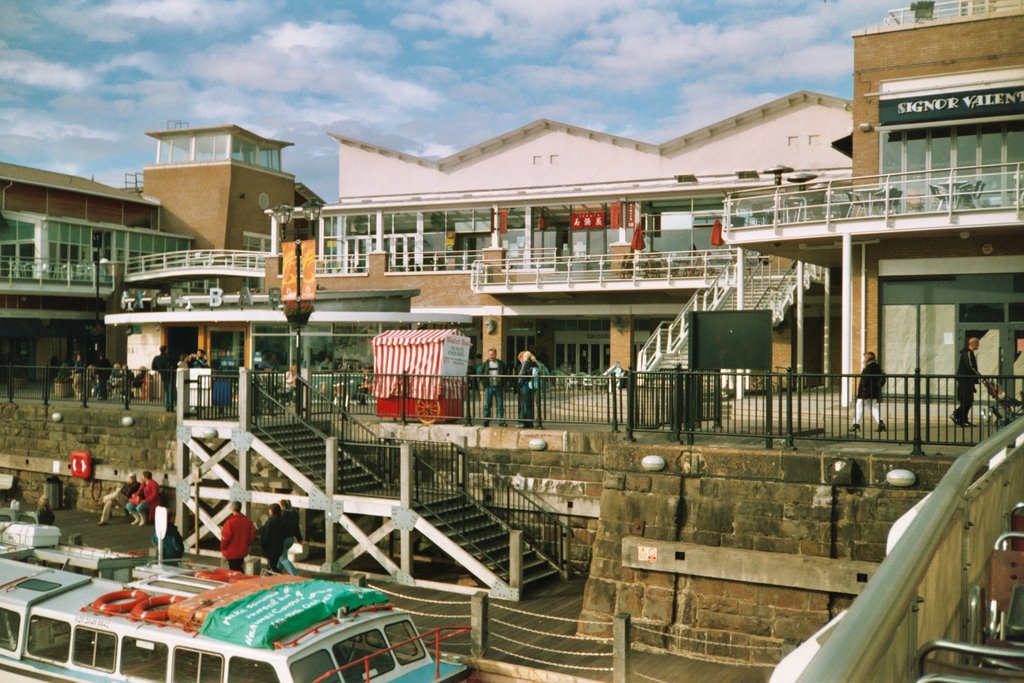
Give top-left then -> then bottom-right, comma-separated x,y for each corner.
610,203 -> 621,229
499,208 -> 508,234
300,239 -> 316,300
281,242 -> 297,302
626,203 -> 638,229
281,240 -> 317,301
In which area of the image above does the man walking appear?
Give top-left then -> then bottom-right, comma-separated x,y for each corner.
260,503 -> 288,573
850,352 -> 886,434
478,348 -> 507,427
220,501 -> 256,572
97,473 -> 139,526
517,350 -> 539,428
952,337 -> 981,427
152,345 -> 174,412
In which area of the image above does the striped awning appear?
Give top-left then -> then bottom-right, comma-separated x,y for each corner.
372,329 -> 467,399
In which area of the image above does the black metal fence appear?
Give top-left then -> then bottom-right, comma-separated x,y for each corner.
5,363 -> 1021,450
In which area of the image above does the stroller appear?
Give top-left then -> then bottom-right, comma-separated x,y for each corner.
982,379 -> 1024,427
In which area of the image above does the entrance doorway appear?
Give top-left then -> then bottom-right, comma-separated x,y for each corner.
555,342 -> 609,375
166,327 -> 198,367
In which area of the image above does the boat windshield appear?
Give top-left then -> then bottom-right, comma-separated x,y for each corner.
289,619 -> 427,683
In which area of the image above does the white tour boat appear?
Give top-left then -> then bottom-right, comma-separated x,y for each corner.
0,520 -> 469,683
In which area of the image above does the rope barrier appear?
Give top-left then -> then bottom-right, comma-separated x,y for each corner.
369,584 -> 470,607
491,616 -> 612,643
632,621 -> 780,651
490,646 -> 614,673
635,671 -> 673,683
490,631 -> 611,658
393,607 -> 467,620
493,601 -> 613,627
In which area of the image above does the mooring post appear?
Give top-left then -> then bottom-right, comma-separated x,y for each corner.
471,591 -> 489,658
613,612 -> 632,683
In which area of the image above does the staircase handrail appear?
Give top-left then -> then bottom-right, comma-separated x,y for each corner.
749,260 -> 825,325
249,376 -> 332,488
299,374 -> 570,579
636,254 -> 742,371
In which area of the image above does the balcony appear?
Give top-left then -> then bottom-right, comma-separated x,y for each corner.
0,257 -> 113,296
884,0 -> 1024,26
471,249 -> 737,294
725,162 -> 1023,245
124,249 -> 269,283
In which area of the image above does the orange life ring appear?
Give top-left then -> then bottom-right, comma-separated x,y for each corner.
130,594 -> 184,621
91,589 -> 149,613
194,569 -> 252,583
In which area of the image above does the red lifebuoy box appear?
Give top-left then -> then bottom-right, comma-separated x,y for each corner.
69,451 -> 92,480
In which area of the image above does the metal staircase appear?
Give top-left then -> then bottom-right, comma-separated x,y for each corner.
248,375 -> 568,596
636,255 -> 824,372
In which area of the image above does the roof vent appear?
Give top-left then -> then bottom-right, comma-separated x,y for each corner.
674,174 -> 698,183
736,170 -> 760,180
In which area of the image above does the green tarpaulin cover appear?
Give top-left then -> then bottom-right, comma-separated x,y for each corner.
199,580 -> 388,649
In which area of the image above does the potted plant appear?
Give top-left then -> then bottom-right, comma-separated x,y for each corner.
283,300 -> 314,326
53,362 -> 73,398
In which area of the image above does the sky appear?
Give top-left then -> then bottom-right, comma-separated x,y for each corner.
0,0 -> 896,201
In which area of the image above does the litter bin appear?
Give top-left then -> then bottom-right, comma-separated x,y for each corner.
44,476 -> 62,510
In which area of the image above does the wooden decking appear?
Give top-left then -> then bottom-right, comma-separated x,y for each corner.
47,508 -> 770,683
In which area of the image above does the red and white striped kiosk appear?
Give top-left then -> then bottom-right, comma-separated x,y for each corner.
372,329 -> 471,423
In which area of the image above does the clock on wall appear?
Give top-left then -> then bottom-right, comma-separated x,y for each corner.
258,192 -> 270,210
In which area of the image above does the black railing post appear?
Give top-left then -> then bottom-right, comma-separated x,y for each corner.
6,360 -> 12,403
684,369 -> 695,446
912,368 -> 924,456
464,371 -> 473,427
610,373 -> 620,432
123,370 -> 130,410
765,369 -> 774,450
80,365 -> 88,408
42,364 -> 50,408
400,372 -> 408,425
670,364 -> 682,442
784,367 -> 795,450
535,374 -> 544,429
625,370 -> 635,441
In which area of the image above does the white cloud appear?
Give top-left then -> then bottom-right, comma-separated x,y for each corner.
0,43 -> 94,91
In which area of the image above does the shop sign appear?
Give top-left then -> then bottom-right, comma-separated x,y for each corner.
570,212 -> 606,229
879,85 -> 1024,125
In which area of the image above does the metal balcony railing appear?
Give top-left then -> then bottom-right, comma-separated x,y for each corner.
0,258 -> 112,287
726,162 -> 1024,235
470,248 -> 736,291
884,0 -> 1024,25
387,249 -> 483,273
125,249 -> 268,278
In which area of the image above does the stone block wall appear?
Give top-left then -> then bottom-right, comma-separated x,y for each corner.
0,404 -> 178,511
579,442 -> 952,665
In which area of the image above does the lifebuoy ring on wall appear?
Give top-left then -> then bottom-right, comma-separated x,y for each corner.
130,594 -> 183,621
91,589 -> 149,613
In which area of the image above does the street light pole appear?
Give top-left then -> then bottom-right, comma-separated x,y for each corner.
92,232 -> 101,358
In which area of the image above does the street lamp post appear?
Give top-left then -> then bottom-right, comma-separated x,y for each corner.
271,200 -> 322,416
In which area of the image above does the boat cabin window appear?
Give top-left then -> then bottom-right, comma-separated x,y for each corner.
120,636 -> 168,681
290,649 -> 338,682
0,608 -> 19,651
18,578 -> 61,592
26,615 -> 71,662
173,646 -> 224,682
228,655 -> 281,682
333,629 -> 396,683
384,621 -> 425,665
73,626 -> 116,672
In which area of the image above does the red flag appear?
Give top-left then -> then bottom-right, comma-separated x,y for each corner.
710,218 -> 724,246
630,222 -> 646,251
499,209 -> 508,234
610,202 -> 621,229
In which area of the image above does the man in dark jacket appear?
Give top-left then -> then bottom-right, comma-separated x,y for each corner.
851,351 -> 886,433
952,337 -> 981,427
152,345 -> 174,412
260,503 -> 288,573
478,348 -> 508,427
277,499 -> 303,575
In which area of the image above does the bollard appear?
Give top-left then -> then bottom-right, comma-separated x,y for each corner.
471,591 -> 489,658
613,612 -> 631,683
